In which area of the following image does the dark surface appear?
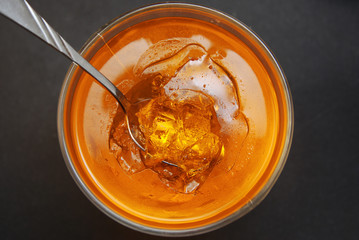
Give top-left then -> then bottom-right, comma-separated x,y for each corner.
0,0 -> 358,239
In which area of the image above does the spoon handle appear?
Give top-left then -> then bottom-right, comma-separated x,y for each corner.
0,0 -> 129,111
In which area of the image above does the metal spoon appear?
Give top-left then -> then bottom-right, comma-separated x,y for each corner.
0,0 -> 145,151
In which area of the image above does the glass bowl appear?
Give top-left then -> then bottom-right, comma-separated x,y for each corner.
57,3 -> 293,237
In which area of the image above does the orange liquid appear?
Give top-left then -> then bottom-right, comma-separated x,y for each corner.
63,17 -> 289,230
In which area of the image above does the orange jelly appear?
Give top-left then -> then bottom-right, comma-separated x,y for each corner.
109,37 -> 248,194
61,14 -> 291,232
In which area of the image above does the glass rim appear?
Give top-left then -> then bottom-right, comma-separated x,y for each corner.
57,2 -> 294,237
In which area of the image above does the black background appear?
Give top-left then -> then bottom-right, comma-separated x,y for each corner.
1,0 -> 358,239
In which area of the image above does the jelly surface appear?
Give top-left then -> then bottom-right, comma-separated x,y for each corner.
69,17 -> 284,227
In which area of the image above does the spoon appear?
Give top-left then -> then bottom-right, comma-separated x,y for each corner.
0,0 -> 145,151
